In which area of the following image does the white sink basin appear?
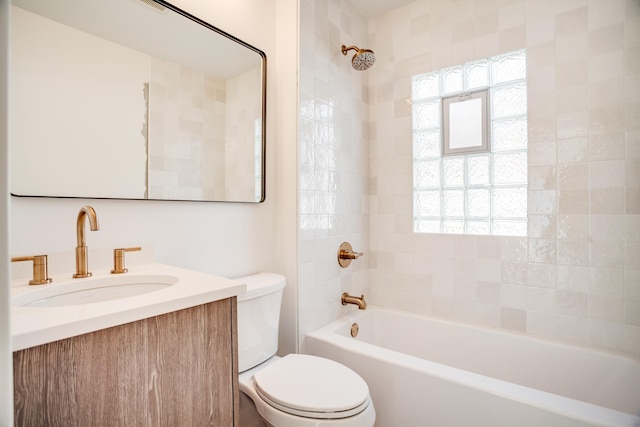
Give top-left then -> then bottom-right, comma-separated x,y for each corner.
12,274 -> 178,308
11,263 -> 246,351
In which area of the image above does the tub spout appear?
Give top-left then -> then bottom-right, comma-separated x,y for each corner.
342,292 -> 367,310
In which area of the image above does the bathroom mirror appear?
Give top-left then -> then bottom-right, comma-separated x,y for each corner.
10,0 -> 266,202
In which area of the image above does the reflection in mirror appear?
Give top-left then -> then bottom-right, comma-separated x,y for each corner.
10,0 -> 266,202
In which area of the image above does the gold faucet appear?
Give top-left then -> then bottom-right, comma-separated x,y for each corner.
73,205 -> 99,278
341,292 -> 367,310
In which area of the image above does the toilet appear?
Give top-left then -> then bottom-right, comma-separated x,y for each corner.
236,273 -> 376,427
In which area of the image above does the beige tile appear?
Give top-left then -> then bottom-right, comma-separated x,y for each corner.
528,115 -> 557,142
589,78 -> 625,108
527,40 -> 557,69
527,288 -> 558,313
556,85 -> 588,113
557,314 -> 590,345
589,105 -> 626,135
558,136 -> 590,163
588,318 -> 624,350
625,269 -> 640,300
590,159 -> 626,189
590,132 -> 626,160
557,290 -> 588,316
591,214 -> 627,241
501,307 -> 527,331
556,60 -> 588,88
528,239 -> 557,263
529,190 -> 558,214
628,215 -> 640,241
588,0 -> 626,30
556,7 -> 588,37
558,214 -> 589,239
588,293 -> 624,322
627,103 -> 640,132
627,242 -> 640,269
590,267 -> 624,296
559,189 -> 589,214
527,311 -> 559,338
529,141 -> 558,166
589,50 -> 625,82
557,265 -> 590,292
627,131 -> 640,158
590,188 -> 625,214
558,164 -> 589,189
526,17 -> 556,45
556,33 -> 588,64
501,261 -> 528,285
624,325 -> 640,354
499,25 -> 526,52
557,240 -> 590,266
588,23 -> 624,57
529,214 -> 557,238
529,166 -> 557,191
555,0 -> 588,14
591,240 -> 625,268
557,110 -> 589,139
498,1 -> 526,30
625,300 -> 640,326
527,263 -> 558,288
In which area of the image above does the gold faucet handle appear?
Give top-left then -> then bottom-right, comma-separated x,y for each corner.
11,255 -> 53,285
337,242 -> 364,268
340,250 -> 364,260
111,247 -> 142,274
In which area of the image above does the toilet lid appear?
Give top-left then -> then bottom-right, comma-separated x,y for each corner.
252,354 -> 370,419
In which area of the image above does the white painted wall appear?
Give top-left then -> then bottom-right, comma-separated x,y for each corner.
0,1 -> 13,424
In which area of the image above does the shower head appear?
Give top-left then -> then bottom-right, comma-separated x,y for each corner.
341,45 -> 376,71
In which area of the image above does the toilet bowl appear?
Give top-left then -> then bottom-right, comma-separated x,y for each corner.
236,273 -> 375,427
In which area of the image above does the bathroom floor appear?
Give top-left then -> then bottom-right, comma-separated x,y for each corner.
239,392 -> 266,427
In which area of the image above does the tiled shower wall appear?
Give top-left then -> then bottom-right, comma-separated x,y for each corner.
368,0 -> 640,354
298,0 -> 370,347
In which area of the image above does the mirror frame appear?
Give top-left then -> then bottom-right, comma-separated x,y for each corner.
10,0 -> 267,203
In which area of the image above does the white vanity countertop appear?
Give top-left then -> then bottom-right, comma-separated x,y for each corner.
11,263 -> 246,351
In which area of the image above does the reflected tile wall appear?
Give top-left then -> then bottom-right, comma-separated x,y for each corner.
149,59 -> 227,200
368,0 -> 640,354
298,0 -> 369,348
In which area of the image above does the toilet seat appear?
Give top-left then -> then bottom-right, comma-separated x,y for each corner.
252,354 -> 371,419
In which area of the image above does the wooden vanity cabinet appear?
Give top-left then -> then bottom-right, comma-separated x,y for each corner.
13,297 -> 239,427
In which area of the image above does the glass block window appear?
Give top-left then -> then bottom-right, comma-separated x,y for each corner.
412,49 -> 527,236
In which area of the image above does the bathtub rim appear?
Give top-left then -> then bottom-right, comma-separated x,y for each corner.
305,306 -> 640,427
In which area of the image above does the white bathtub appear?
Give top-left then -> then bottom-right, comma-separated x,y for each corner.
306,307 -> 640,427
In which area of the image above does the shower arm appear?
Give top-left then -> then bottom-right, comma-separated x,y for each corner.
341,45 -> 359,55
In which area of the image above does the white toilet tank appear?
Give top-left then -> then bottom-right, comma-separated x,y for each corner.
235,273 -> 286,373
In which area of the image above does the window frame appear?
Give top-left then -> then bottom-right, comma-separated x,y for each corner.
442,89 -> 490,157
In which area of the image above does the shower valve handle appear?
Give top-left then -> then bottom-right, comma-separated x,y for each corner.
337,242 -> 364,268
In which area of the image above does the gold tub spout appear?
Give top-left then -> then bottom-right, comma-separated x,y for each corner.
73,205 -> 99,278
341,292 -> 367,310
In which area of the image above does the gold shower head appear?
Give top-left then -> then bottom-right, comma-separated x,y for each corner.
341,45 -> 376,71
